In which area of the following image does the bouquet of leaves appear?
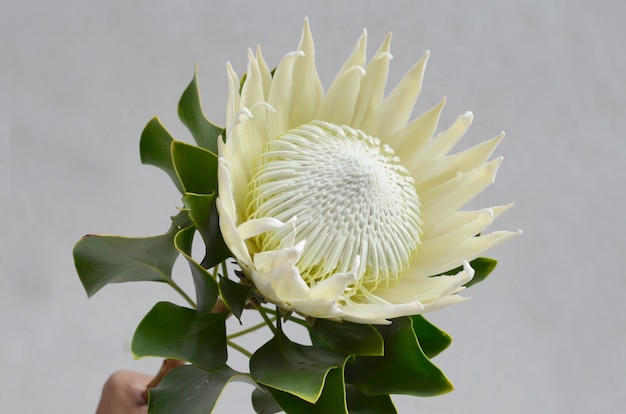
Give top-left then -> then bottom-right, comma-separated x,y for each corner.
74,19 -> 519,413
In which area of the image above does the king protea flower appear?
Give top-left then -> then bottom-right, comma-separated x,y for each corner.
217,19 -> 519,324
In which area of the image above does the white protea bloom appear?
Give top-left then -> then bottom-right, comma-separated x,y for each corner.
217,19 -> 520,324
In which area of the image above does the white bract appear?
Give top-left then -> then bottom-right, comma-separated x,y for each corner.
217,19 -> 520,324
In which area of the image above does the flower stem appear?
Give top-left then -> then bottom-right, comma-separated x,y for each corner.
255,305 -> 277,335
286,314 -> 308,327
168,280 -> 196,309
227,340 -> 253,358
259,306 -> 309,328
228,318 -> 276,339
276,308 -> 283,332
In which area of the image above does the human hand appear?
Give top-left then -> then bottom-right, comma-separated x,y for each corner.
95,370 -> 153,414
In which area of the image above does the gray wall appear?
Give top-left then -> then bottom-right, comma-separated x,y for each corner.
3,0 -> 625,412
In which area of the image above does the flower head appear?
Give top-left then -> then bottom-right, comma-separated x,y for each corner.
217,19 -> 519,324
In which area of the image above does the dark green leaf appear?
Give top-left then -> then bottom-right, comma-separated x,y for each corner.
181,192 -> 231,269
148,364 -> 255,414
436,257 -> 498,289
171,140 -> 218,194
171,209 -> 193,228
310,319 -> 384,356
173,226 -> 219,316
132,302 -> 227,371
464,257 -> 498,288
73,224 -> 179,297
346,385 -> 397,414
218,276 -> 253,321
410,315 -> 452,358
267,356 -> 351,414
178,67 -> 224,153
250,330 -> 345,403
346,317 -> 453,397
251,387 -> 282,414
139,117 -> 184,193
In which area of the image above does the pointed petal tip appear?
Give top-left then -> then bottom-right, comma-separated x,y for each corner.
376,32 -> 393,55
302,17 -> 311,35
299,17 -> 315,52
489,131 -> 506,145
487,157 -> 504,182
246,48 -> 256,64
416,50 -> 430,67
373,33 -> 393,61
356,28 -> 368,46
255,44 -> 265,60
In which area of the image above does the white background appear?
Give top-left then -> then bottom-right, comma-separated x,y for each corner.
2,0 -> 625,412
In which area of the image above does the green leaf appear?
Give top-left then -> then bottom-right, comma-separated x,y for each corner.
173,226 -> 219,316
131,302 -> 227,371
410,315 -> 452,359
178,66 -> 224,154
218,276 -> 253,321
250,330 -> 346,404
266,356 -> 351,414
148,364 -> 256,414
139,117 -> 184,193
73,224 -> 180,297
346,317 -> 453,397
251,388 -> 282,414
464,257 -> 498,288
345,386 -> 397,414
310,319 -> 384,357
181,192 -> 231,269
436,257 -> 498,289
171,141 -> 218,194
171,209 -> 193,228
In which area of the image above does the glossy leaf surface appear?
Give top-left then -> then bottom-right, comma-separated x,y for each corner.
251,388 -> 282,414
346,317 -> 453,397
148,364 -> 255,414
410,315 -> 452,358
310,319 -> 384,357
218,276 -> 253,321
74,223 -> 179,297
267,356 -> 351,414
181,192 -> 231,269
139,117 -> 183,193
174,226 -> 219,316
250,330 -> 345,403
345,386 -> 397,414
178,67 -> 224,154
171,141 -> 218,194
132,302 -> 227,371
